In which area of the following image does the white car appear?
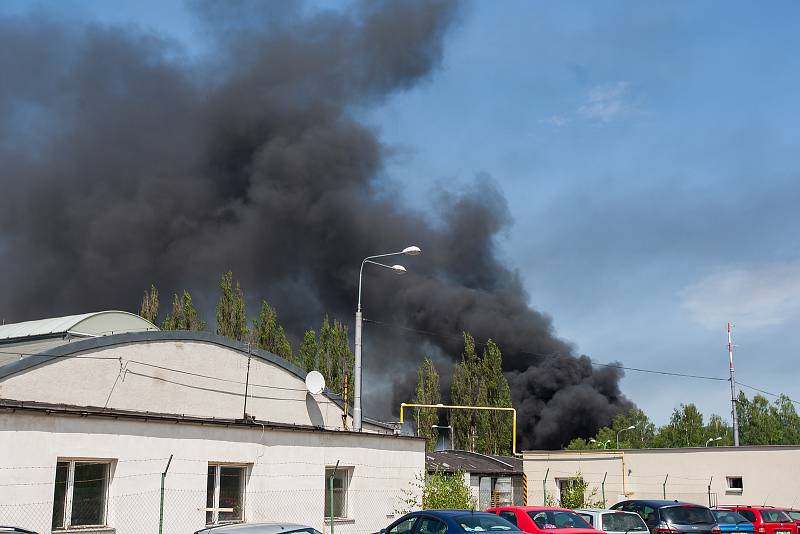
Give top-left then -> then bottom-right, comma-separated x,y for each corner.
195,523 -> 322,534
574,509 -> 649,534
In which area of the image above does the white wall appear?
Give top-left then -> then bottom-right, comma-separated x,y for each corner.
523,448 -> 800,508
0,410 -> 424,534
0,338 -> 381,432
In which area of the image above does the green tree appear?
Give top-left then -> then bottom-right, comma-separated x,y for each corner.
559,471 -> 605,508
775,395 -> 800,444
317,316 -> 354,405
477,339 -> 513,455
737,392 -> 783,445
216,271 -> 248,341
140,284 -> 159,325
162,290 -> 206,331
414,357 -> 441,452
252,300 -> 293,363
397,469 -> 475,513
299,330 -> 318,373
450,333 -> 481,451
653,404 -> 705,448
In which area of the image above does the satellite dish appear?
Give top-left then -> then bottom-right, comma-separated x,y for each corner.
305,371 -> 326,395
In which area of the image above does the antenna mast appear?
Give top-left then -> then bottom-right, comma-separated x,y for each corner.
728,322 -> 740,446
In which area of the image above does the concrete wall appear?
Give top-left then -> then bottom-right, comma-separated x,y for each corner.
523,447 -> 800,508
0,410 -> 424,534
0,338 -> 372,432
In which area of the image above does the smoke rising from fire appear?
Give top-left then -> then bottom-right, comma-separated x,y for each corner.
0,0 -> 631,448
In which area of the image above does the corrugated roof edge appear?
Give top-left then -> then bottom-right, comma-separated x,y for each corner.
0,330 -> 393,430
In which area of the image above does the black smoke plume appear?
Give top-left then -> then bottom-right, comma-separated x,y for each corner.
0,0 -> 631,448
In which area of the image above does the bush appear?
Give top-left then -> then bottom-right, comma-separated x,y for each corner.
398,469 -> 476,512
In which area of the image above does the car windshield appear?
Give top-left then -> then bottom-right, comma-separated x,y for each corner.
602,512 -> 648,532
528,511 -> 592,529
759,511 -> 792,523
713,511 -> 750,525
456,514 -> 519,532
661,507 -> 716,525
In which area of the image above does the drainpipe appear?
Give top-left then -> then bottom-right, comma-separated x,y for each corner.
663,474 -> 668,499
159,454 -> 173,534
543,468 -> 550,505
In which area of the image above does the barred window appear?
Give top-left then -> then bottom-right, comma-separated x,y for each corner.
324,467 -> 351,520
206,464 -> 247,525
52,460 -> 112,530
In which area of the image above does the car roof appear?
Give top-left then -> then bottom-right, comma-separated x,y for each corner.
199,523 -> 313,534
492,506 -> 578,512
618,500 -> 701,508
576,509 -> 639,514
413,510 -> 499,517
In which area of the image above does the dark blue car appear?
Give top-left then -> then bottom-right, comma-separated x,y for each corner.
711,510 -> 755,534
379,510 -> 521,534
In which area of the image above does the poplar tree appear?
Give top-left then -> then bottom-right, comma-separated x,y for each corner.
450,333 -> 481,451
299,330 -> 318,373
413,357 -> 441,451
216,271 -> 248,341
479,339 -> 513,455
140,284 -> 159,325
252,300 -> 293,363
162,290 -> 206,331
317,316 -> 354,404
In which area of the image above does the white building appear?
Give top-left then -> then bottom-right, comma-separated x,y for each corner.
523,447 -> 800,508
0,312 -> 424,534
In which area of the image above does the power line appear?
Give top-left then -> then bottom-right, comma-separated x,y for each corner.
735,380 -> 800,405
590,362 -> 727,382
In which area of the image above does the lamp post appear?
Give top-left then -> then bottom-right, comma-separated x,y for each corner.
617,425 -> 636,449
591,438 -> 611,449
353,246 -> 421,432
705,436 -> 723,447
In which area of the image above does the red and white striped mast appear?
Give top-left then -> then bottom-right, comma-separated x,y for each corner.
728,322 -> 740,446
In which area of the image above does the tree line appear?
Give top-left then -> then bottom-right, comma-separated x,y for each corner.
413,333 -> 514,455
139,274 -> 354,405
567,391 -> 800,449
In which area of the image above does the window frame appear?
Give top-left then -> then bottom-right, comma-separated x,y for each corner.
206,463 -> 248,526
324,466 -> 353,521
726,476 -> 744,494
52,458 -> 113,530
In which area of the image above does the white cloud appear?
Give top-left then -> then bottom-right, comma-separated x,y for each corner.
681,261 -> 800,331
543,81 -> 633,126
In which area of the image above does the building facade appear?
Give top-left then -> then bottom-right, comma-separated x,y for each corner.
0,315 -> 424,534
523,447 -> 800,508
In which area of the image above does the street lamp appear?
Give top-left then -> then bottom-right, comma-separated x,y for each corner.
353,245 -> 421,431
705,436 -> 723,447
617,425 -> 636,449
591,438 -> 611,449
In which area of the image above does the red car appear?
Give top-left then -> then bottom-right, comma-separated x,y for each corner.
785,511 -> 800,528
487,506 -> 601,534
718,507 -> 798,534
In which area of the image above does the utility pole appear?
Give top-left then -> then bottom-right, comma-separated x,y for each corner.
728,322 -> 740,447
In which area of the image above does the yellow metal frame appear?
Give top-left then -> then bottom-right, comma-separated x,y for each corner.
399,402 -> 519,456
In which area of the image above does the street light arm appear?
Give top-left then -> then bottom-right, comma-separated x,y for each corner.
358,250 -> 410,312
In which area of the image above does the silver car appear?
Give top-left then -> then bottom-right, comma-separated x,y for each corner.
575,509 -> 649,534
195,523 -> 322,534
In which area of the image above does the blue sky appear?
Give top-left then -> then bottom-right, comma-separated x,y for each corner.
4,0 -> 799,425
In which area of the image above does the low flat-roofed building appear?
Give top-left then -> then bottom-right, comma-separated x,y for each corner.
523,446 -> 800,508
427,450 -> 526,508
0,313 -> 424,534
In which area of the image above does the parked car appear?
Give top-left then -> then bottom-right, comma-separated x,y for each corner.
379,510 -> 521,534
0,528 -> 39,534
784,511 -> 800,527
195,523 -> 322,534
575,508 -> 649,534
711,509 -> 755,534
610,500 -> 721,534
486,506 -> 600,534
717,507 -> 798,534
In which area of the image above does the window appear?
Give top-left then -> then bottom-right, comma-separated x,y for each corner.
324,467 -> 351,520
500,511 -> 519,526
206,464 -> 247,525
738,510 -> 757,523
578,513 -> 594,527
388,517 -> 418,534
528,511 -> 591,530
455,514 -> 517,532
759,510 -> 792,523
418,517 -> 448,534
52,459 -> 112,530
661,507 -> 715,525
726,476 -> 744,493
601,513 -> 648,532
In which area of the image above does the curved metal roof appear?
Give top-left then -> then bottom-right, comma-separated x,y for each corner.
0,311 -> 158,341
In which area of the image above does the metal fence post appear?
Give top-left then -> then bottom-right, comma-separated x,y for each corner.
601,472 -> 607,508
663,474 -> 668,499
329,460 -> 340,534
543,468 -> 550,505
159,454 -> 173,534
708,477 -> 713,507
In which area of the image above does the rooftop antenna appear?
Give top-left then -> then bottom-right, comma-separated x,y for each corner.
728,322 -> 740,447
